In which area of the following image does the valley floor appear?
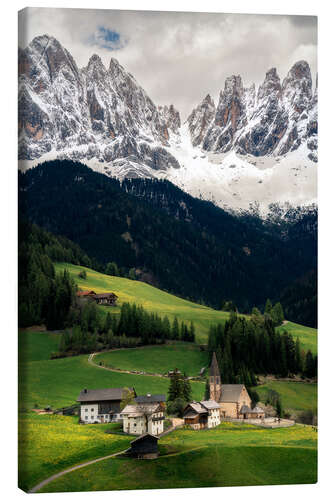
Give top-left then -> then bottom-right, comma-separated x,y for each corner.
18,330 -> 317,492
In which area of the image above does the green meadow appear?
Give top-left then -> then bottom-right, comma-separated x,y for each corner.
19,331 -> 317,492
276,321 -> 317,354
96,343 -> 209,377
55,262 -> 317,352
18,331 -> 205,411
39,423 -> 317,492
18,413 -> 132,492
256,380 -> 317,414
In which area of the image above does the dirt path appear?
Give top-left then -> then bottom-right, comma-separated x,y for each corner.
28,449 -> 128,493
87,352 -> 203,383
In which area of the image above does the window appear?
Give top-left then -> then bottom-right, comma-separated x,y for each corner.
85,416 -> 88,420
91,408 -> 94,412
85,408 -> 88,412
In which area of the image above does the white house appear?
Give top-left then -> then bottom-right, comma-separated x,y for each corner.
121,400 -> 165,436
77,387 -> 136,424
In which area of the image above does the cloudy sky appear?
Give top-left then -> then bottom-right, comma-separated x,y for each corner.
19,8 -> 317,118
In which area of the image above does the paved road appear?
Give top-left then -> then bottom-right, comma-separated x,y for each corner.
28,449 -> 128,493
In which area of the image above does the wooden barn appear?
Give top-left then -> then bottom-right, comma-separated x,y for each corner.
129,433 -> 159,459
92,292 -> 118,306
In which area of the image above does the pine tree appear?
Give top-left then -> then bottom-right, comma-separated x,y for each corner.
182,374 -> 192,402
172,317 -> 180,340
264,298 -> 273,316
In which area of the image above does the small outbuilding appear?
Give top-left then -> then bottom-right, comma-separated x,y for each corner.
240,404 -> 265,419
129,433 -> 159,459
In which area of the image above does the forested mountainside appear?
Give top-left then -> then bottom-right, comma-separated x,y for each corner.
19,160 -> 317,320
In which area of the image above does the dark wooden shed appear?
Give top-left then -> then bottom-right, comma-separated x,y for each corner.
129,433 -> 159,459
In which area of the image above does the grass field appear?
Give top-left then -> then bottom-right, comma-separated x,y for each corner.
39,423 -> 317,492
18,413 -> 132,492
96,343 -> 209,377
18,332 -> 205,411
19,331 -> 317,492
276,321 -> 317,354
55,262 -> 317,351
256,380 -> 317,414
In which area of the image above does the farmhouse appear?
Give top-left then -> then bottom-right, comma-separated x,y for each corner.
92,292 -> 118,306
76,290 -> 118,306
121,393 -> 165,435
128,433 -> 160,459
209,352 -> 262,419
77,387 -> 136,424
183,400 -> 221,429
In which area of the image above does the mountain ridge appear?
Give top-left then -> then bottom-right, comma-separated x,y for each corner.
18,35 -> 317,212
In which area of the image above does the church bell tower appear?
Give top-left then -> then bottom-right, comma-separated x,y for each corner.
209,352 -> 221,402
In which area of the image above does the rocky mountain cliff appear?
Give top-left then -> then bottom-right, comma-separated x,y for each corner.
18,35 -> 181,174
190,61 -> 317,162
18,35 -> 317,212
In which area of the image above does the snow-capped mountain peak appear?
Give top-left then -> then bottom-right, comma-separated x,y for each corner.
18,36 -> 317,214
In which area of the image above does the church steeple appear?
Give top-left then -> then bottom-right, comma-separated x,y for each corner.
209,352 -> 221,402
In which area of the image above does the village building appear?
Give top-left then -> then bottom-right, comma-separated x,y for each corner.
240,405 -> 265,419
76,290 -> 118,306
209,352 -> 263,419
92,292 -> 118,306
128,433 -> 160,459
121,394 -> 165,435
183,400 -> 221,429
77,387 -> 136,424
134,394 -> 166,406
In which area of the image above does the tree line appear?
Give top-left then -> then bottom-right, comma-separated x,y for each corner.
208,311 -> 317,381
56,302 -> 195,357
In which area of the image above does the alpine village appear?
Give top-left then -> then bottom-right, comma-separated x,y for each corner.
18,27 -> 318,492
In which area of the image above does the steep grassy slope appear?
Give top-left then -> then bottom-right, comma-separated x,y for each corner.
55,262 -> 233,343
55,262 -> 317,351
39,423 -> 317,492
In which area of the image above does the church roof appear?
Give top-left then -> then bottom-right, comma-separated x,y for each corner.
219,384 -> 245,402
209,352 -> 220,377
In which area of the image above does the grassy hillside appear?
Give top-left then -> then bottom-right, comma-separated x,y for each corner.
18,414 -> 131,492
19,332 -> 205,411
276,321 -> 317,354
96,343 -> 209,377
39,423 -> 317,492
256,380 -> 317,414
55,262 -> 317,351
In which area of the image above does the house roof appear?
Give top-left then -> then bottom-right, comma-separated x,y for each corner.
209,352 -> 220,377
219,384 -> 245,402
93,292 -> 118,299
240,405 -> 252,414
76,290 -> 96,296
121,403 -> 161,416
250,406 -> 265,413
130,433 -> 160,444
200,400 -> 220,410
135,394 -> 166,404
77,387 -> 135,402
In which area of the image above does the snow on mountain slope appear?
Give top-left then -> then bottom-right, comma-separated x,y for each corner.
18,35 -> 317,214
